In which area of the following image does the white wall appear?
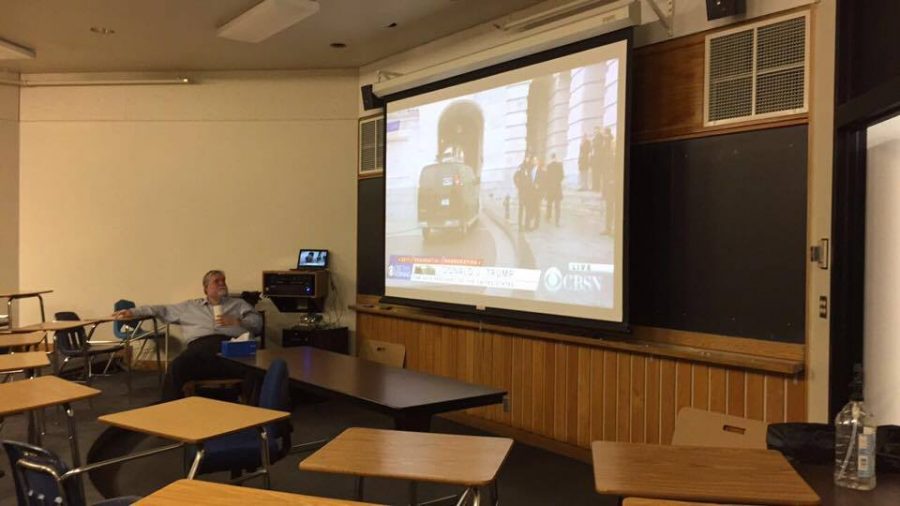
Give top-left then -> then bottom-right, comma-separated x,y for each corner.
864,115 -> 900,425
18,71 -> 359,344
0,83 -> 19,301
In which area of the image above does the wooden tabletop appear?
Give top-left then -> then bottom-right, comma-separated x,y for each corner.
0,331 -> 46,350
227,347 -> 506,415
0,290 -> 52,299
14,319 -> 98,332
90,314 -> 155,323
0,376 -> 100,416
135,479 -> 382,505
98,396 -> 290,444
0,351 -> 50,373
591,441 -> 820,505
300,427 -> 513,486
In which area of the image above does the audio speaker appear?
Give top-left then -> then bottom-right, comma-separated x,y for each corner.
361,84 -> 384,110
706,0 -> 744,20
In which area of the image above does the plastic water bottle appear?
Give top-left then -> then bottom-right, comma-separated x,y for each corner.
834,369 -> 876,490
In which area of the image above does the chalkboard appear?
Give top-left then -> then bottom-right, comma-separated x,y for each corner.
357,177 -> 385,296
357,126 -> 808,344
629,125 -> 808,343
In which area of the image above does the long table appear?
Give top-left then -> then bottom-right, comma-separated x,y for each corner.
225,346 -> 506,431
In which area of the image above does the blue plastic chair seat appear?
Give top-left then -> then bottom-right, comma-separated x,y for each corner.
190,427 -> 284,474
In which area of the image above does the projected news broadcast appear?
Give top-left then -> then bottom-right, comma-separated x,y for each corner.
384,39 -> 628,324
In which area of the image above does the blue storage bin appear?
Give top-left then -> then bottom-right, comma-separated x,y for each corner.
220,339 -> 257,358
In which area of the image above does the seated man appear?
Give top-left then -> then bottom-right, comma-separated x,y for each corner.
113,269 -> 262,401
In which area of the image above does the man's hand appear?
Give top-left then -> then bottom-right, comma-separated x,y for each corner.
216,315 -> 241,327
112,309 -> 134,319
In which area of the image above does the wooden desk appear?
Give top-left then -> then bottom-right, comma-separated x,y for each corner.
300,427 -> 513,505
14,319 -> 99,332
0,331 -> 46,351
0,350 -> 50,374
136,479 -> 382,505
0,376 -> 100,473
99,397 -> 290,483
0,290 -> 52,328
226,347 -> 506,431
591,441 -> 820,505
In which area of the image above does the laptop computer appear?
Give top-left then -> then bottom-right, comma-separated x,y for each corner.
297,249 -> 328,269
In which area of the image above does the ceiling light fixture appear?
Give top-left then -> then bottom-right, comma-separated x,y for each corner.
330,42 -> 346,48
217,0 -> 320,43
17,77 -> 191,87
0,38 -> 35,60
89,26 -> 116,35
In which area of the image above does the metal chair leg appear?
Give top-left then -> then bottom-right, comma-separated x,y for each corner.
101,352 -> 116,375
355,476 -> 365,501
258,427 -> 272,489
187,444 -> 205,479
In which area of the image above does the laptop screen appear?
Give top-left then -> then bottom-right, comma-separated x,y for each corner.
298,249 -> 328,269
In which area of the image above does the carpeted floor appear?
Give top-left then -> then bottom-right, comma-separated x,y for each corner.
0,364 -> 610,505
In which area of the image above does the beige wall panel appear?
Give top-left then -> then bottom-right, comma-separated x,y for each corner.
18,75 -> 357,340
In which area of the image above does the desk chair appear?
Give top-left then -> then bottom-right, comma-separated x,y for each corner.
112,299 -> 167,385
54,312 -> 126,386
186,358 -> 292,486
672,407 -> 768,449
3,440 -> 140,506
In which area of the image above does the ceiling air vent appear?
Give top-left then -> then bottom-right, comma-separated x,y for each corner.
705,12 -> 809,126
358,115 -> 384,177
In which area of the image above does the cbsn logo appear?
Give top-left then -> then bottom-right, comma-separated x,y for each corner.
542,266 -> 603,292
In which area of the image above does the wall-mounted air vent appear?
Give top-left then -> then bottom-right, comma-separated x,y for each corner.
358,115 -> 384,177
705,12 -> 809,126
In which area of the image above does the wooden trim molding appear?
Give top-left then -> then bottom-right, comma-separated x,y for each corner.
351,301 -> 803,374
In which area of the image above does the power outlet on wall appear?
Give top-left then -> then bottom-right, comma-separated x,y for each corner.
819,296 -> 828,318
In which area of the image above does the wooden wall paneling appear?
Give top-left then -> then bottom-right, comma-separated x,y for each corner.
675,361 -> 692,423
645,357 -> 661,445
630,356 -> 646,443
532,340 -> 546,435
543,341 -> 557,437
708,367 -> 727,413
439,326 -> 453,378
511,337 -> 524,427
617,353 -> 632,442
659,359 -> 676,444
765,376 -> 786,423
566,345 -> 579,445
602,351 -> 618,441
786,375 -> 807,422
692,364 -> 709,410
727,370 -> 746,417
492,332 -> 511,424
632,34 -> 706,142
553,343 -> 568,441
576,347 -> 591,447
746,372 -> 766,421
589,349 -> 604,442
478,331 -> 494,419
523,339 -> 535,432
421,322 -> 436,374
358,313 -> 808,457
